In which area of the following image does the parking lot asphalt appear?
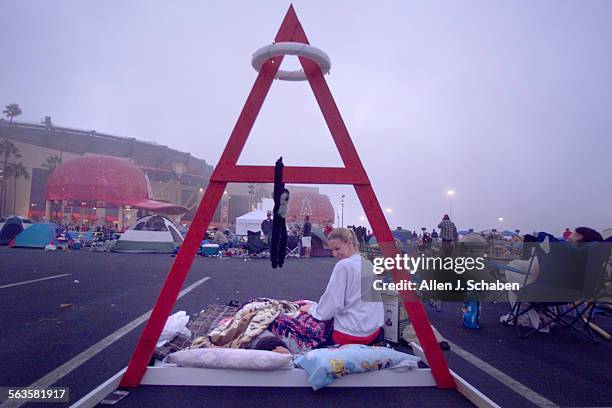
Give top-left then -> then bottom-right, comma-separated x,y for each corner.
1,247 -> 610,407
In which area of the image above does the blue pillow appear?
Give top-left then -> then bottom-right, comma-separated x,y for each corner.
294,345 -> 420,390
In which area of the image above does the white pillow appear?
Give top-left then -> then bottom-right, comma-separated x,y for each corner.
166,348 -> 294,370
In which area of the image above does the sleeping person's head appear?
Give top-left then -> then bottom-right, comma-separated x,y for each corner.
251,334 -> 291,354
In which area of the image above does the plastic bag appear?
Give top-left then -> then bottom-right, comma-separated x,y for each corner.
157,311 -> 192,347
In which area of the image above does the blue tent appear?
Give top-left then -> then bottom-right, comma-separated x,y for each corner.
13,223 -> 60,248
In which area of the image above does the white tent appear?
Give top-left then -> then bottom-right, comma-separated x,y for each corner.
113,215 -> 183,253
235,209 -> 268,236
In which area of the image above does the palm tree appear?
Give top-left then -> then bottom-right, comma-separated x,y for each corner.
41,155 -> 63,173
0,139 -> 21,216
3,103 -> 22,123
7,162 -> 29,214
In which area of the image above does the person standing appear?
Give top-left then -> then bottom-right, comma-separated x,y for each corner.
302,215 -> 312,258
261,211 -> 273,246
324,223 -> 333,237
213,227 -> 229,250
438,214 -> 458,257
431,229 -> 438,240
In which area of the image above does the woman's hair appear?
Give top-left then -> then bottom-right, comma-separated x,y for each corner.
574,227 -> 603,243
251,334 -> 288,351
328,227 -> 360,249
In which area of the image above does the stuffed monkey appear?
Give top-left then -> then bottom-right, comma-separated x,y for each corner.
271,157 -> 289,268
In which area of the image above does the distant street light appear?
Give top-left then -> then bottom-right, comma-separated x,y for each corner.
498,217 -> 504,222
446,190 -> 455,219
385,208 -> 392,213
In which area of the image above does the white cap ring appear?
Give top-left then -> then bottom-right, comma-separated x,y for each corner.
251,42 -> 332,81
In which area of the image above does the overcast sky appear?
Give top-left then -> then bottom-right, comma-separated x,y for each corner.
1,1 -> 611,235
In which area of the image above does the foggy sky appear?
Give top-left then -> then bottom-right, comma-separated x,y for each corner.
1,1 -> 611,235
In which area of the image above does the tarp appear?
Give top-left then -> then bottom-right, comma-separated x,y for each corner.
113,215 -> 183,253
13,223 -> 60,248
391,229 -> 411,244
235,209 -> 268,236
0,216 -> 24,245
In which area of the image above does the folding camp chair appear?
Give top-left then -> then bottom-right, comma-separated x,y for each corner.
286,235 -> 300,258
504,241 -> 611,342
569,241 -> 612,341
245,230 -> 266,254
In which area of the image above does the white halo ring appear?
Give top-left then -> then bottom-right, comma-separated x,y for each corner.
251,42 -> 331,81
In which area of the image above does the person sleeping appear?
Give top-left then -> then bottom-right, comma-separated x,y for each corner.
248,331 -> 291,354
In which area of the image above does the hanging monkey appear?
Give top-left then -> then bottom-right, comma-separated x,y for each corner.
271,157 -> 289,268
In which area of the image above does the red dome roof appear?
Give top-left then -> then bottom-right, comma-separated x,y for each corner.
45,155 -> 187,214
286,190 -> 335,224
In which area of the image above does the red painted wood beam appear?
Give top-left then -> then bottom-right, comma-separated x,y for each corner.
211,165 -> 369,185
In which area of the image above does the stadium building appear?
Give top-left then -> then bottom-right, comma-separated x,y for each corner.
0,118 -> 263,228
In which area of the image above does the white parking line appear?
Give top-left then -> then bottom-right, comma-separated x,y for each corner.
0,276 -> 211,408
446,339 -> 559,408
0,274 -> 72,289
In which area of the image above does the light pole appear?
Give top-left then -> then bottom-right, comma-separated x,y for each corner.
340,195 -> 345,228
337,210 -> 340,227
248,183 -> 255,211
222,191 -> 230,228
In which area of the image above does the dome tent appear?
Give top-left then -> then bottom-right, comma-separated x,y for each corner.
12,223 -> 61,248
235,209 -> 268,236
113,215 -> 183,253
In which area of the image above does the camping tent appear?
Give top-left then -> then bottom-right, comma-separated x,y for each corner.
113,215 -> 183,253
235,209 -> 267,236
0,216 -> 26,245
368,234 -> 404,251
310,227 -> 332,257
13,223 -> 60,248
460,233 -> 487,244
